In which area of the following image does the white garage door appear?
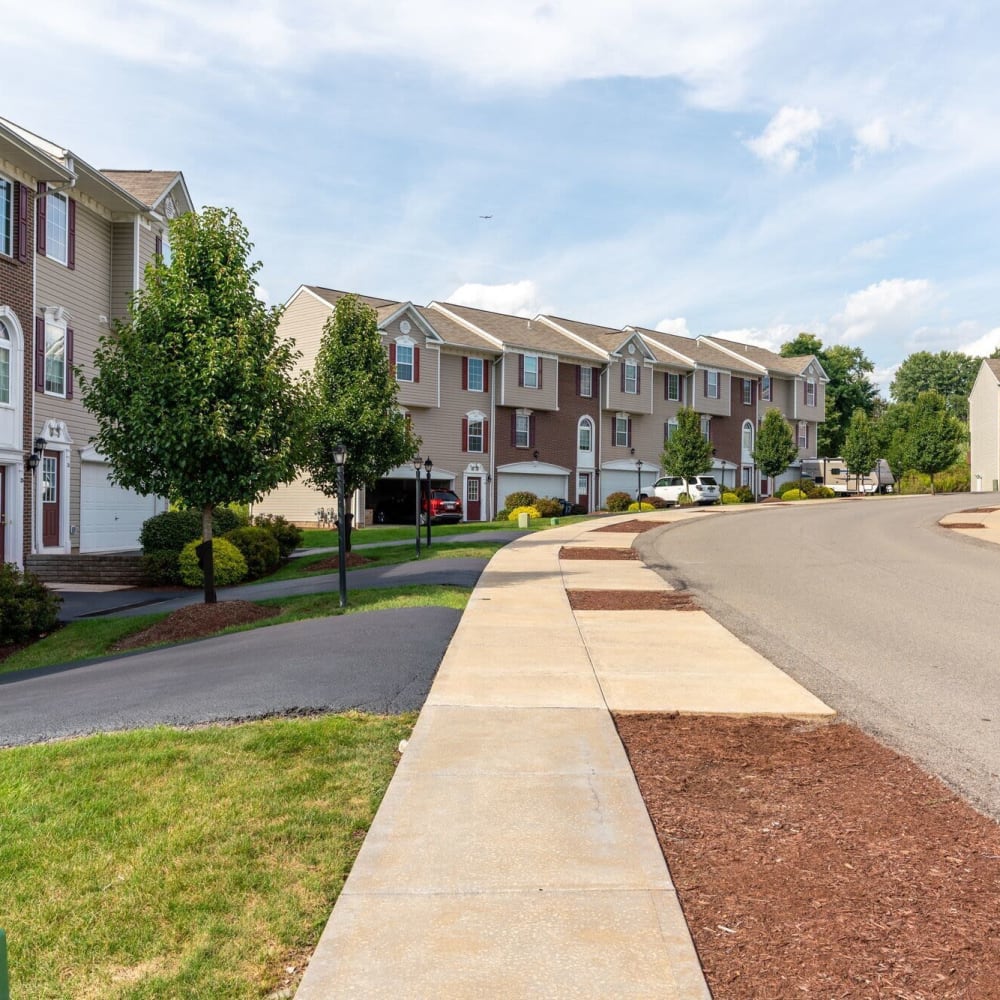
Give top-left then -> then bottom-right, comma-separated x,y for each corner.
80,462 -> 162,552
600,471 -> 644,505
498,473 -> 568,508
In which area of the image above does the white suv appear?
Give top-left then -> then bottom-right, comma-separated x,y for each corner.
638,475 -> 721,506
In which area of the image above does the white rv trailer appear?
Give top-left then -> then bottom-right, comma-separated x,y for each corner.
801,458 -> 895,495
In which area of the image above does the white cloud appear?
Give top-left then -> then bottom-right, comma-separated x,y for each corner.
855,117 -> 892,153
705,324 -> 799,353
958,327 -> 1000,357
746,106 -> 824,171
872,363 -> 899,397
832,278 -> 937,342
655,317 -> 691,336
448,280 -> 541,317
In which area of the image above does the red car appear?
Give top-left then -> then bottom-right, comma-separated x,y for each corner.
422,488 -> 463,524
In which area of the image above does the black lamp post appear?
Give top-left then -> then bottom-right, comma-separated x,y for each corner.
636,457 -> 643,500
412,454 -> 423,557
333,443 -> 348,608
424,457 -> 433,547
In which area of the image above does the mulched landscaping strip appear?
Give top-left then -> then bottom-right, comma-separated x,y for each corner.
615,713 -> 1000,1000
306,553 -> 374,571
558,546 -> 639,560
592,519 -> 673,533
566,590 -> 699,611
112,601 -> 278,651
963,507 -> 1000,513
942,522 -> 986,529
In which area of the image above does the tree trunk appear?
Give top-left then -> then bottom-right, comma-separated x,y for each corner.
930,473 -> 936,495
202,504 -> 217,604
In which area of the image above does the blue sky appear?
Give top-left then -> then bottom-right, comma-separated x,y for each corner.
8,2 -> 1000,393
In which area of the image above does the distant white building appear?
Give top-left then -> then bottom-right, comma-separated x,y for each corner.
968,358 -> 1000,492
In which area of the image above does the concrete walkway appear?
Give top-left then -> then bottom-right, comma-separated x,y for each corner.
296,513 -> 833,998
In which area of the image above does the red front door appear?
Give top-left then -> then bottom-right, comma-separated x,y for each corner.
577,473 -> 590,513
42,451 -> 60,548
466,477 -> 482,521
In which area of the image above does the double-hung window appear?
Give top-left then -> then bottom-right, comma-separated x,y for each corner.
45,320 -> 66,396
665,418 -> 678,441
701,416 -> 711,441
395,343 -> 414,382
467,357 -> 484,391
522,354 -> 539,388
743,379 -> 753,405
706,369 -> 720,399
467,417 -> 484,453
0,319 -> 10,404
515,412 -> 531,447
614,415 -> 630,448
805,379 -> 816,407
666,371 -> 681,402
0,176 -> 11,257
762,375 -> 772,401
798,422 -> 808,448
579,365 -> 592,397
624,359 -> 638,394
46,192 -> 69,265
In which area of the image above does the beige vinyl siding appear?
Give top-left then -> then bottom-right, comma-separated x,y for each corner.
605,359 -> 653,414
969,363 -> 1000,490
766,376 -> 793,414
137,221 -> 158,275
629,413 -> 668,471
691,369 -> 732,416
384,315 -> 438,409
500,353 -> 558,410
277,290 -> 333,377
110,221 -> 136,323
36,199 -> 113,548
254,472 -> 332,526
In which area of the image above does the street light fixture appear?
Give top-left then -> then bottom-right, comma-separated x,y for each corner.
333,443 -> 348,608
424,457 -> 433,547
636,457 -> 643,501
412,455 -> 423,557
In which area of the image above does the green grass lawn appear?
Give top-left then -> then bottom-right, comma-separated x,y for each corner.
298,519 -> 514,548
0,712 -> 413,999
0,585 -> 471,678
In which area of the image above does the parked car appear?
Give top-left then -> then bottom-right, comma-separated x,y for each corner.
423,489 -> 463,524
638,475 -> 721,506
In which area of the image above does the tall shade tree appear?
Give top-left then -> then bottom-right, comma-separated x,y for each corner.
660,407 -> 713,485
903,391 -> 966,493
753,407 -> 799,495
841,409 -> 881,494
79,207 -> 308,603
889,350 -> 981,422
781,333 -> 878,455
874,401 -> 914,484
304,294 -> 419,549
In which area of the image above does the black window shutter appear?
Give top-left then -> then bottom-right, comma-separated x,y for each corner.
35,317 -> 45,390
511,412 -> 517,445
627,419 -> 632,448
461,417 -> 468,452
461,357 -> 468,390
155,233 -> 163,258
483,361 -> 490,393
620,363 -> 625,392
67,198 -> 76,270
636,367 -> 641,394
66,328 -> 74,398
529,414 -> 536,447
414,347 -> 420,383
36,182 -> 46,256
483,420 -> 489,453
518,354 -> 524,387
576,365 -> 581,396
537,358 -> 543,389
17,184 -> 28,262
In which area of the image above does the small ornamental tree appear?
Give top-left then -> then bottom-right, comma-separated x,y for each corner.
903,391 -> 966,493
79,207 -> 308,603
753,408 -> 798,495
841,408 -> 881,494
660,407 -> 713,483
303,294 -> 419,550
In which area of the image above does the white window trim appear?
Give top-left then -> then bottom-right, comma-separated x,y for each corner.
701,416 -> 712,441
43,308 -> 68,398
706,369 -> 720,399
798,421 -> 808,448
0,173 -> 12,258
578,416 -> 594,452
805,379 -> 816,407
580,365 -> 593,398
46,191 -> 69,265
515,409 -> 532,448
762,375 -> 772,401
742,420 -> 754,458
667,371 -> 680,402
467,356 -> 485,392
523,354 -> 539,389
743,379 -> 752,405
614,413 -> 629,448
624,359 -> 639,395
666,418 -> 678,441
466,409 -> 486,454
394,336 -> 415,383
0,319 -> 11,406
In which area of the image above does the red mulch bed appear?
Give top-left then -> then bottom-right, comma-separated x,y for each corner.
616,713 -> 1000,999
566,589 -> 699,611
558,546 -> 639,560
305,552 -> 373,572
963,507 -> 999,514
112,600 -> 277,651
942,522 -> 986,529
593,519 -> 673,533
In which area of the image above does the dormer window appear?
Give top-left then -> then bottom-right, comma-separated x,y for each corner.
706,370 -> 720,399
762,375 -> 772,401
805,378 -> 816,407
624,359 -> 639,394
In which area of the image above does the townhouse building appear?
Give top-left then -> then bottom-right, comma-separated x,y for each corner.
0,117 -> 193,567
256,287 -> 828,526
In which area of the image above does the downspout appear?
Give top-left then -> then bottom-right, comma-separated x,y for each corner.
490,354 -> 502,518
597,362 -> 611,507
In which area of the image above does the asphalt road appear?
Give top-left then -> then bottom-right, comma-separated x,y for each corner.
0,607 -> 460,747
635,494 -> 1000,820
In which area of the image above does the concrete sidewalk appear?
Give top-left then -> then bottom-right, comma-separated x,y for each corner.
295,513 -> 833,998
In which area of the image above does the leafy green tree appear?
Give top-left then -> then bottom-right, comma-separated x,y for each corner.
841,409 -> 880,494
903,391 -> 966,493
753,407 -> 798,495
660,407 -> 713,485
304,294 -> 419,549
874,401 -> 914,486
889,350 -> 981,421
80,207 -> 307,603
781,333 -> 878,455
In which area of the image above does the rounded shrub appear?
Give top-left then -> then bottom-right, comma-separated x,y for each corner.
178,537 -> 248,588
212,506 -> 243,535
253,513 -> 303,559
504,491 -> 538,510
732,485 -> 754,503
141,508 -> 250,554
141,550 -> 183,586
816,486 -> 836,498
496,508 -> 510,521
646,496 -> 669,509
508,505 -> 541,522
605,491 -> 632,512
0,564 -> 60,645
224,526 -> 281,580
534,497 -> 564,518
721,492 -> 740,504
782,488 -> 807,501
677,492 -> 693,506
627,501 -> 655,512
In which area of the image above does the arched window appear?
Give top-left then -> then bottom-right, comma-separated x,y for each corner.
742,420 -> 754,456
0,319 -> 9,404
578,416 -> 593,452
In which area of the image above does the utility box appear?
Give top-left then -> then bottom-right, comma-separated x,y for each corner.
518,513 -> 530,528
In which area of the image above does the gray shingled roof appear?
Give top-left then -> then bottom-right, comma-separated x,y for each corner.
700,335 -> 820,377
305,287 -> 400,310
100,170 -> 181,208
413,306 -> 500,353
986,358 -> 1000,380
636,327 -> 761,374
